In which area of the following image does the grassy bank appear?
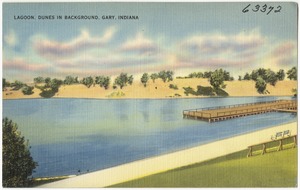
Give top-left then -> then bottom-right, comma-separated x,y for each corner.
111,148 -> 297,187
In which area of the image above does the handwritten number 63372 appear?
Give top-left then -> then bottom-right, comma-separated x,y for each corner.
242,4 -> 282,15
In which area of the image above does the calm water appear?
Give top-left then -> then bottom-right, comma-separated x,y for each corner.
3,96 -> 296,177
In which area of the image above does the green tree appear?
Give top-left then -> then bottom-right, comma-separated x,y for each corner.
11,80 -> 25,91
141,73 -> 149,87
63,76 -> 78,85
238,76 -> 242,81
166,70 -> 174,82
158,70 -> 174,82
114,75 -> 125,89
36,77 -> 63,98
223,70 -> 232,81
33,77 -> 45,84
3,118 -> 37,187
265,69 -> 278,86
255,77 -> 267,94
209,69 -> 225,90
188,72 -> 196,78
114,73 -> 133,89
258,68 -> 267,80
21,85 -> 34,95
203,71 -> 212,78
38,77 -> 62,98
49,78 -> 63,92
44,77 -> 51,84
188,72 -> 204,78
3,78 -> 6,91
287,67 -> 297,80
276,69 -> 285,81
150,73 -> 159,83
81,76 -> 94,88
243,73 -> 251,80
250,70 -> 258,81
95,76 -> 110,89
128,75 -> 134,85
158,71 -> 168,82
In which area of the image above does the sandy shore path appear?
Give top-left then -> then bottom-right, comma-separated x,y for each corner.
40,122 -> 297,188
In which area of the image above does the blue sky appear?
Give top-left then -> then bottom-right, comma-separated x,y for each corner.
3,2 -> 298,82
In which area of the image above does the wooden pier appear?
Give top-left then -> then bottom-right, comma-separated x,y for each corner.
183,100 -> 297,123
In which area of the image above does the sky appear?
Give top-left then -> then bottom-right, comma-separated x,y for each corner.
2,2 -> 298,82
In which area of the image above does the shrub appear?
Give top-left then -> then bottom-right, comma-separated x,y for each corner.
214,88 -> 229,96
33,77 -> 45,84
197,86 -> 215,96
183,87 -> 197,96
107,91 -> 125,98
21,85 -> 34,95
169,84 -> 178,90
11,80 -> 25,90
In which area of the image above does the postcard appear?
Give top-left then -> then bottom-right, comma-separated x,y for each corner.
2,1 -> 298,188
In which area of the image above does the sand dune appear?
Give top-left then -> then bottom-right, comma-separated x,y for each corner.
3,79 -> 297,99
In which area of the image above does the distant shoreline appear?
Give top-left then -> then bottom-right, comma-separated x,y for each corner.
3,79 -> 297,100
2,95 -> 296,101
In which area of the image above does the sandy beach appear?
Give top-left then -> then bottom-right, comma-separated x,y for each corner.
39,122 -> 297,188
3,79 -> 297,99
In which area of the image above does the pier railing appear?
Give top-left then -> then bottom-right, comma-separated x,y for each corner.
183,100 -> 297,120
215,102 -> 297,118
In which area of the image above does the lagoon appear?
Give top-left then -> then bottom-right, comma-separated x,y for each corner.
2,96 -> 296,177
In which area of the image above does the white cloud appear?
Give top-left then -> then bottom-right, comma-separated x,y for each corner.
174,29 -> 267,72
119,32 -> 158,55
33,26 -> 117,58
180,29 -> 265,55
261,41 -> 297,71
5,26 -> 296,81
4,30 -> 18,47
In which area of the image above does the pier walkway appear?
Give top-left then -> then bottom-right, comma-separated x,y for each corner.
183,100 -> 297,122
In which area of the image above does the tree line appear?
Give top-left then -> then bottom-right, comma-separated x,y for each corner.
2,70 -> 174,96
179,67 -> 296,94
2,67 -> 297,95
180,70 -> 234,81
238,67 -> 297,93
